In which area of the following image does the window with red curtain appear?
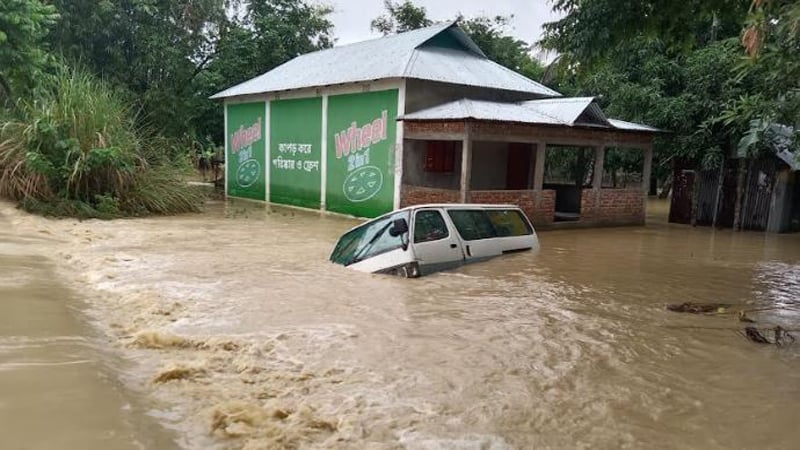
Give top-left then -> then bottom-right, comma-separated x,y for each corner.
424,141 -> 456,173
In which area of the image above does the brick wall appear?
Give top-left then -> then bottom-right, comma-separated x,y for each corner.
400,186 -> 556,225
400,185 -> 459,207
581,188 -> 644,225
471,189 -> 555,225
534,190 -> 556,224
403,120 -> 653,148
405,121 -> 465,135
470,122 -> 653,147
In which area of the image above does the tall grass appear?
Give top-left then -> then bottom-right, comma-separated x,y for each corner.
0,65 -> 203,218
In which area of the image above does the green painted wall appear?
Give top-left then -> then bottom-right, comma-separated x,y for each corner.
226,102 -> 266,200
270,97 -> 322,208
326,89 -> 399,218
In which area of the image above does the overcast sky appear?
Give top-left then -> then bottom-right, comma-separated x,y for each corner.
326,0 -> 561,54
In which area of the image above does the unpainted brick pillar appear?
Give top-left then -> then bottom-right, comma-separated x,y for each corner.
585,145 -> 605,219
593,146 -> 605,190
460,123 -> 472,203
641,145 -> 653,199
532,142 -> 546,216
533,142 -> 546,192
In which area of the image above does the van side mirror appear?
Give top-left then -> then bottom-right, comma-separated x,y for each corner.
389,218 -> 409,237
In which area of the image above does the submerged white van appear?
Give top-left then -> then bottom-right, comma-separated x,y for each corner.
330,204 -> 539,277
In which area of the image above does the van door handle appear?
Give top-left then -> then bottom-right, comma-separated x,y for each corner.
450,244 -> 457,249
466,245 -> 472,257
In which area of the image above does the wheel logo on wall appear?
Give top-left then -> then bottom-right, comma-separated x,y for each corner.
327,90 -> 398,217
236,159 -> 261,188
343,165 -> 383,202
228,110 -> 265,199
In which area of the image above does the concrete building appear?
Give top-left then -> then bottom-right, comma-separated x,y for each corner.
212,22 -> 659,226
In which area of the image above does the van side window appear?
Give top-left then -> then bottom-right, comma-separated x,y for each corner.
447,210 -> 497,241
414,210 -> 449,243
486,210 -> 532,236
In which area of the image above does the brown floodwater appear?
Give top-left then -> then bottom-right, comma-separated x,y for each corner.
1,199 -> 799,449
0,207 -> 176,449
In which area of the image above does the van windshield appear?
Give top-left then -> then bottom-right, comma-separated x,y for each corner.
330,211 -> 410,266
447,209 -> 532,241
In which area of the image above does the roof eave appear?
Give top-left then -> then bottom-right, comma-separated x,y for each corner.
400,117 -> 662,135
213,75 -> 557,101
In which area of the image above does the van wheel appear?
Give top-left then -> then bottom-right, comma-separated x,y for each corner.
387,263 -> 419,278
389,267 -> 409,277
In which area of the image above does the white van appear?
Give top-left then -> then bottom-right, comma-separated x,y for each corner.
330,204 -> 539,277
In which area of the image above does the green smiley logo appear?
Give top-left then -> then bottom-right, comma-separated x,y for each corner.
236,159 -> 261,188
343,165 -> 383,203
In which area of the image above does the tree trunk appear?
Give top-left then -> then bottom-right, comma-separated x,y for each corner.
740,158 -> 754,230
575,149 -> 588,187
711,161 -> 725,228
690,170 -> 700,226
0,74 -> 12,103
733,158 -> 747,231
658,175 -> 672,199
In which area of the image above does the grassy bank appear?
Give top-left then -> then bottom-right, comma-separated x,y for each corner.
0,67 -> 204,219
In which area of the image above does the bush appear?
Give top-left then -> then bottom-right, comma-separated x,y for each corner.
0,65 -> 204,218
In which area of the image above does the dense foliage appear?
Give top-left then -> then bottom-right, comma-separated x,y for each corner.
541,0 -> 750,68
371,0 -> 432,34
45,0 -> 334,141
0,67 -> 203,218
541,0 -> 799,186
730,0 -> 800,156
459,16 -> 545,81
0,0 -> 58,101
0,0 -> 333,217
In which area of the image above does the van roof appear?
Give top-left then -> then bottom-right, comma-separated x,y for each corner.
338,203 -> 529,236
398,203 -> 521,212
372,203 -> 523,222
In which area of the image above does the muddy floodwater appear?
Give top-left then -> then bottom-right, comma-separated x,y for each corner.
1,199 -> 799,449
0,206 -> 175,449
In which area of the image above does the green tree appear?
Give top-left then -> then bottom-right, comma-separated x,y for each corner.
459,16 -> 544,81
557,37 -> 757,180
539,0 -> 789,194
541,0 -> 749,68
728,0 -> 799,158
0,0 -> 58,100
371,0 -> 432,35
44,0 -> 333,141
193,0 -> 334,143
0,65 -> 203,218
45,0 -> 229,136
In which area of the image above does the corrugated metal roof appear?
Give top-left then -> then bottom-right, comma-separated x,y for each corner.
211,22 -> 559,99
519,97 -> 608,126
767,124 -> 798,170
405,47 -> 560,97
607,119 -> 662,133
400,98 -> 556,123
400,98 -> 660,133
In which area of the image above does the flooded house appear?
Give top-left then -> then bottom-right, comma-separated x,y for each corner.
670,125 -> 799,233
212,22 -> 660,226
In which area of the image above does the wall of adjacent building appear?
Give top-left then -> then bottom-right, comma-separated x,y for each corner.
470,141 -> 509,190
